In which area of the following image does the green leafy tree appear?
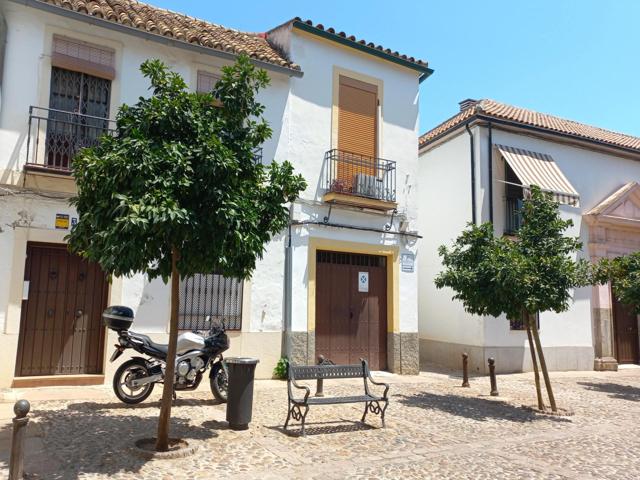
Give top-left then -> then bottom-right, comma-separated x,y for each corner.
595,252 -> 640,312
435,186 -> 590,412
68,56 -> 306,451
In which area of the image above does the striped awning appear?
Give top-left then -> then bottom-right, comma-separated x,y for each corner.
495,144 -> 580,206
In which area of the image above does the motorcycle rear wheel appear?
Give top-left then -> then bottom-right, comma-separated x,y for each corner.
113,359 -> 155,404
210,362 -> 228,403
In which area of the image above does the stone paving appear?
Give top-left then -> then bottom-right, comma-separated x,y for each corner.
0,367 -> 639,479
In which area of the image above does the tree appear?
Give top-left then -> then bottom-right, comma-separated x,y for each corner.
68,56 -> 307,451
595,252 -> 640,312
435,186 -> 590,412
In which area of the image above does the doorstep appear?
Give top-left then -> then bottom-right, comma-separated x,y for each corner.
10,374 -> 105,389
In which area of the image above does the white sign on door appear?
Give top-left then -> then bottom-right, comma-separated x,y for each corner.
358,272 -> 369,292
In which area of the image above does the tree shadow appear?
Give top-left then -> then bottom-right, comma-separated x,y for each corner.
0,401 -> 218,479
578,382 -> 640,401
65,397 -> 223,412
397,392 -> 572,424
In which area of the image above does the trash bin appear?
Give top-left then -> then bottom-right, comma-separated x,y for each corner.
225,357 -> 260,430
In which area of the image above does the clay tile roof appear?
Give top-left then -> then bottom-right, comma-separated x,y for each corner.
34,0 -> 300,72
283,18 -> 430,74
420,99 -> 640,153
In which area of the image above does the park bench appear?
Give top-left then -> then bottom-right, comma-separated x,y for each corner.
284,359 -> 389,436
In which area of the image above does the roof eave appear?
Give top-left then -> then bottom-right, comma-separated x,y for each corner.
14,0 -> 304,78
291,20 -> 433,79
420,113 -> 640,158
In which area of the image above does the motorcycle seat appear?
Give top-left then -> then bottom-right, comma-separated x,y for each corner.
129,332 -> 168,358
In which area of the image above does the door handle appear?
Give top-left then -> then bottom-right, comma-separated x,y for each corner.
75,309 -> 84,318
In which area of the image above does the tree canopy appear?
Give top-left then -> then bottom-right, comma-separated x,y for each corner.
68,55 -> 306,281
595,252 -> 640,313
435,186 -> 590,321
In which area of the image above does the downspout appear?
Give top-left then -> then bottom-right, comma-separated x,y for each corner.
465,124 -> 477,225
487,122 -> 493,223
283,203 -> 294,358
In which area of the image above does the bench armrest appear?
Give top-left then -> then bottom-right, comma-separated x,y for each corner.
366,371 -> 390,400
288,377 -> 311,404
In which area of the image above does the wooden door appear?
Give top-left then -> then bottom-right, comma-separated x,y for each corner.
612,293 -> 640,364
16,243 -> 109,376
315,251 -> 387,370
337,75 -> 378,190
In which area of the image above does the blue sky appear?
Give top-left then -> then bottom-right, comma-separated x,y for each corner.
150,1 -> 640,137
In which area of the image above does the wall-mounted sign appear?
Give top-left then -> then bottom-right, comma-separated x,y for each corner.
71,217 -> 78,228
358,271 -> 369,292
55,213 -> 70,230
401,253 -> 415,273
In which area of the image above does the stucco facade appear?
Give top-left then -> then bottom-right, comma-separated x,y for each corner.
0,2 -> 425,387
419,103 -> 640,374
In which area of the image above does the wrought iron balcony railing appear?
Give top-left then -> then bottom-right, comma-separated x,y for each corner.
26,106 -> 116,173
324,149 -> 396,203
505,196 -> 524,234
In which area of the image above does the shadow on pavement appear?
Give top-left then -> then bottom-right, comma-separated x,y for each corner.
66,397 -> 223,412
578,382 -> 640,401
397,391 -> 572,423
0,401 -> 218,479
269,419 -> 376,437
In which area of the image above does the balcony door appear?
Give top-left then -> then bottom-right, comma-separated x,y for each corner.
337,75 -> 378,193
46,67 -> 111,170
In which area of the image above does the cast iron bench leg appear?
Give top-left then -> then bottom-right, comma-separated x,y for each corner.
381,400 -> 388,428
284,399 -> 292,431
361,401 -> 370,423
300,404 -> 309,437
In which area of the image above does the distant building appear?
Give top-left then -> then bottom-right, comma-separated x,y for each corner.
418,99 -> 640,373
0,0 -> 429,387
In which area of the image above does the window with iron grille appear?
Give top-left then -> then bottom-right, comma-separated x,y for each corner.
179,274 -> 243,331
510,312 -> 540,331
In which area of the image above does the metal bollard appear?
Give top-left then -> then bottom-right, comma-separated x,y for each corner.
315,355 -> 334,397
461,353 -> 470,387
488,358 -> 499,396
9,399 -> 30,480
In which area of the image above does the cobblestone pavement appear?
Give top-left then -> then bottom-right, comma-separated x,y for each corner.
0,367 -> 638,479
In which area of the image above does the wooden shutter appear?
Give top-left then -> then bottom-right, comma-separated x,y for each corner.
338,75 -> 378,157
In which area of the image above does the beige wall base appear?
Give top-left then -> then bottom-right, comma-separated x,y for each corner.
420,338 -> 595,374
12,374 -> 104,388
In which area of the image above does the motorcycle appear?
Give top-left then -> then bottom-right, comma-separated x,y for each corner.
102,305 -> 230,405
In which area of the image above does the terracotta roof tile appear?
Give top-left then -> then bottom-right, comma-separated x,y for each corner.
420,99 -> 640,153
35,0 -> 300,71
277,18 -> 430,72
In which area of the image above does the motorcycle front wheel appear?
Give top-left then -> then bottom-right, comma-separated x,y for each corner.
210,362 -> 228,403
113,358 -> 155,404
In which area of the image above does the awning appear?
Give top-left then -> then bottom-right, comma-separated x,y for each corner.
495,144 -> 580,206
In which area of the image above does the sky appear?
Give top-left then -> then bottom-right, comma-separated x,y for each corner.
148,0 -> 640,137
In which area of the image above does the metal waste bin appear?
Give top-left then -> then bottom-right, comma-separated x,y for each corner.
225,357 -> 259,430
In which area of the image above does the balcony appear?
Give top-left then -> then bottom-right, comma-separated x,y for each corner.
323,149 -> 397,211
25,106 -> 115,175
505,197 -> 524,235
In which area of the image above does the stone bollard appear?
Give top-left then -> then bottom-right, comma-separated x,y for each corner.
488,358 -> 499,397
315,355 -> 334,397
461,353 -> 470,387
9,399 -> 30,480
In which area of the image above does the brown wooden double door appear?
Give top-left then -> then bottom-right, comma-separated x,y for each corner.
16,243 -> 109,377
315,250 -> 387,370
612,292 -> 640,364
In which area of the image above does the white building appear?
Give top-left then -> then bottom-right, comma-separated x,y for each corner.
0,0 -> 429,386
419,99 -> 640,374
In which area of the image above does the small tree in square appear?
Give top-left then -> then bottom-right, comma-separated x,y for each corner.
68,55 -> 306,450
435,186 -> 590,412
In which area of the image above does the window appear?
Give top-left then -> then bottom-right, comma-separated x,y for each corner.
196,70 -> 220,94
510,312 -> 540,331
179,273 -> 243,331
504,163 -> 524,235
46,67 -> 112,170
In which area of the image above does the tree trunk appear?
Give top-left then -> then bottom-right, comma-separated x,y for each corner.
526,312 -> 544,410
155,245 -> 180,451
530,314 -> 557,412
